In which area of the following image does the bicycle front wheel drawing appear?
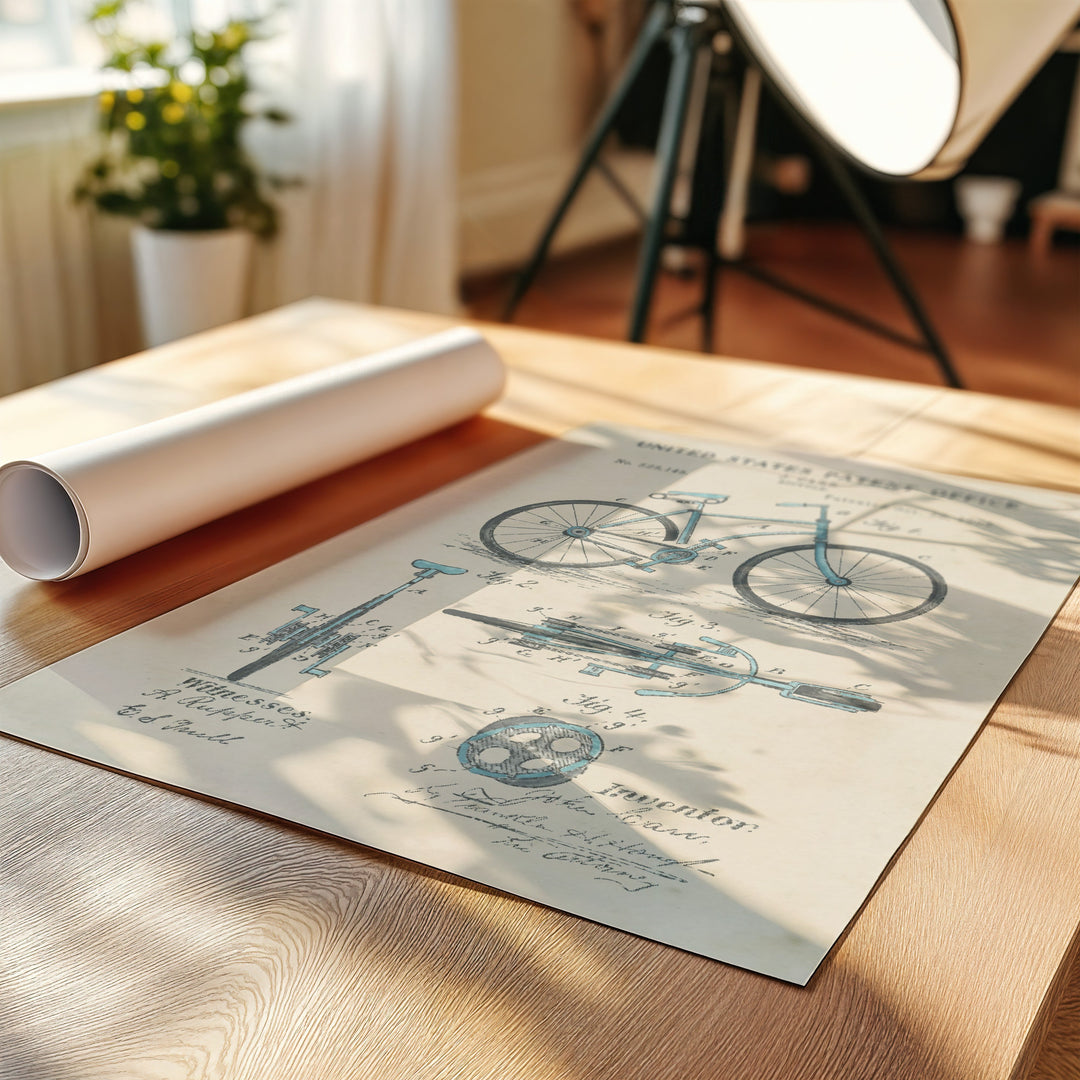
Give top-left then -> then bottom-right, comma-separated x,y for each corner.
480,500 -> 679,567
732,545 -> 946,625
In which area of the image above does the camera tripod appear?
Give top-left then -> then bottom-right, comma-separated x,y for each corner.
503,0 -> 963,389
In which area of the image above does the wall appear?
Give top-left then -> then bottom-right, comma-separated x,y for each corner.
456,0 -> 652,277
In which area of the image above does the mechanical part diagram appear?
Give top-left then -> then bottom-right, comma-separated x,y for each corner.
228,559 -> 467,683
445,608 -> 882,712
458,717 -> 604,787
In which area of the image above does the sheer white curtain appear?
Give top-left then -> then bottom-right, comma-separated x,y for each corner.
252,0 -> 460,316
0,104 -> 90,397
0,98 -> 140,397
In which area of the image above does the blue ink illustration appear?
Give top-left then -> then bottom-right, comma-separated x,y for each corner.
458,717 -> 604,787
227,559 -> 467,682
445,609 -> 882,712
479,492 -> 946,625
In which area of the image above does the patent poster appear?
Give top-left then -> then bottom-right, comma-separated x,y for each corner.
1,426 -> 1078,984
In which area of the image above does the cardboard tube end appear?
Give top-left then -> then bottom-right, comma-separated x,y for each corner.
0,464 -> 86,580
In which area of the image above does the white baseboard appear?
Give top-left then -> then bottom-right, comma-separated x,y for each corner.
458,148 -> 655,277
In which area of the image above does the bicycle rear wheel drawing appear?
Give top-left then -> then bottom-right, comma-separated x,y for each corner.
732,545 -> 946,626
478,496 -> 947,626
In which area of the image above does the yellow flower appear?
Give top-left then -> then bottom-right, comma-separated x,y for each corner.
161,160 -> 180,178
170,82 -> 193,103
162,102 -> 185,124
220,24 -> 246,49
126,88 -> 144,104
99,91 -> 115,111
125,112 -> 147,131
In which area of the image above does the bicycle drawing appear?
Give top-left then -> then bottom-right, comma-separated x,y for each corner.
458,717 -> 604,788
444,609 -> 882,713
479,491 -> 946,626
227,559 -> 467,683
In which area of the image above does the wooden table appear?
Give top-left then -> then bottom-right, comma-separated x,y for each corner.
1,298 -> 1078,1080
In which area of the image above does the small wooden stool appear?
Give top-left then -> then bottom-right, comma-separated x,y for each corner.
1028,190 -> 1080,254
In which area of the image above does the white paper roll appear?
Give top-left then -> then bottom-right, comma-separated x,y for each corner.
0,327 -> 505,581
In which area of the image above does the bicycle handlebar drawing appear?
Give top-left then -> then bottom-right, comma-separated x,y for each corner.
445,609 -> 881,713
227,559 -> 467,683
478,491 -> 946,626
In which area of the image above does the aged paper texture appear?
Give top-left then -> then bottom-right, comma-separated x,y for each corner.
1,426 -> 1077,984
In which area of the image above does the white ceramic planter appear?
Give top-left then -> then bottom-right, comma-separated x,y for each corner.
953,176 -> 1022,244
131,225 -> 254,347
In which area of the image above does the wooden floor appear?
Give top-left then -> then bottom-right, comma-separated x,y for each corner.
465,222 -> 1080,408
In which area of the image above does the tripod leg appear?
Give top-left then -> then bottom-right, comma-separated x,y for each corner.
661,41 -> 714,274
701,247 -> 719,351
813,141 -> 964,388
628,16 -> 709,343
700,60 -> 747,352
502,0 -> 672,321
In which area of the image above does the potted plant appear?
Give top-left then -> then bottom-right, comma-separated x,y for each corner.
75,0 -> 289,347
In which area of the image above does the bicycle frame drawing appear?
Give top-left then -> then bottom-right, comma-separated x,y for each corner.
479,491 -> 947,626
444,609 -> 882,713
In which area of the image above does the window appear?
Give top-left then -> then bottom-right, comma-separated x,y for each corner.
0,0 -> 83,72
0,1 -> 259,103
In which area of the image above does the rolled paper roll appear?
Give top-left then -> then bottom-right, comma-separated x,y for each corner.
0,327 -> 505,581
